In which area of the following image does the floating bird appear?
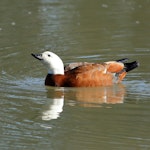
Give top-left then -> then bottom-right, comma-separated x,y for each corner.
31,51 -> 138,87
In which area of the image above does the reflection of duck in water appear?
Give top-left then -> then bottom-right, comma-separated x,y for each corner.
42,85 -> 125,120
42,88 -> 64,121
65,84 -> 126,106
42,97 -> 64,120
31,51 -> 138,87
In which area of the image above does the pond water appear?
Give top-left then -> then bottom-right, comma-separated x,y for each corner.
0,0 -> 150,150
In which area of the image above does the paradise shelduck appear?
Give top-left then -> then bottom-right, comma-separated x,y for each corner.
31,51 -> 139,87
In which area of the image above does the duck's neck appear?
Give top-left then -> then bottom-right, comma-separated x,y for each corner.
48,68 -> 64,75
47,63 -> 64,75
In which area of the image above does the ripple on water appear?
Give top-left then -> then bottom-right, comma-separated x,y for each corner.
1,70 -> 150,150
0,72 -> 52,149
124,75 -> 150,102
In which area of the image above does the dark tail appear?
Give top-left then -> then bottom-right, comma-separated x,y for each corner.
124,61 -> 139,72
116,58 -> 139,72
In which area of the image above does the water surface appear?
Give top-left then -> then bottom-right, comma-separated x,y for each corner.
0,0 -> 150,150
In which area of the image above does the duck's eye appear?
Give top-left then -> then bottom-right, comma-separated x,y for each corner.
48,54 -> 51,57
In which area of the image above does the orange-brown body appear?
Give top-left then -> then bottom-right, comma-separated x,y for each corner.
45,62 -> 127,87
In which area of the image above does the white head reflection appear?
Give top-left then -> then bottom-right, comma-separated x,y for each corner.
41,96 -> 64,121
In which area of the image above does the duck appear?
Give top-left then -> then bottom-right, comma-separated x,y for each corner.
31,51 -> 139,87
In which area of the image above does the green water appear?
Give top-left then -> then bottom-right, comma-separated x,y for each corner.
0,0 -> 150,149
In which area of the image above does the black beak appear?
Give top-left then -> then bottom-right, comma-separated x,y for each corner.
31,53 -> 43,60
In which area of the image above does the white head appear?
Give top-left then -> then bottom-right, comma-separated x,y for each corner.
32,51 -> 64,75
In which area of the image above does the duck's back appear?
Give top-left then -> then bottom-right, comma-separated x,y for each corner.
64,63 -> 124,87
